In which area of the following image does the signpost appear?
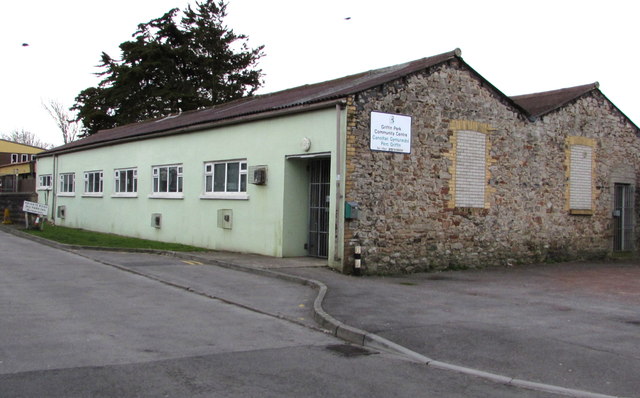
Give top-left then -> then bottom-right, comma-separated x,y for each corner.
23,201 -> 48,215
22,201 -> 48,230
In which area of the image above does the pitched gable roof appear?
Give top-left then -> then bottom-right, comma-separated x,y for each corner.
43,49 -> 464,155
511,83 -> 639,131
510,83 -> 599,118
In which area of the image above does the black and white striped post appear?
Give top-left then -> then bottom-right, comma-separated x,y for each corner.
354,246 -> 362,276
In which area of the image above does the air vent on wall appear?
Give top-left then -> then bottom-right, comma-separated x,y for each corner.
249,165 -> 267,185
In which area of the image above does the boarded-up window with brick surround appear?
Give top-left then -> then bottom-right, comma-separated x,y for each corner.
565,136 -> 596,214
454,130 -> 486,208
568,144 -> 594,211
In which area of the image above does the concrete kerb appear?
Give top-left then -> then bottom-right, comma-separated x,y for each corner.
1,225 -> 625,398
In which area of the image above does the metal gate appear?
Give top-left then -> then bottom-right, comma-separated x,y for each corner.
613,183 -> 634,251
308,159 -> 330,258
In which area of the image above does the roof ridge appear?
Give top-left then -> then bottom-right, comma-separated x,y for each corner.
510,82 -> 601,118
511,82 -> 599,100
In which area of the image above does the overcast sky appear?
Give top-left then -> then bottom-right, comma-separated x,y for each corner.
1,0 -> 638,146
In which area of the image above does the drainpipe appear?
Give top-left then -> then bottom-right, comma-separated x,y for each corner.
334,103 -> 344,264
51,154 -> 58,222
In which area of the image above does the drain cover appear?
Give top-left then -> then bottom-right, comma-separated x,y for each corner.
325,344 -> 375,357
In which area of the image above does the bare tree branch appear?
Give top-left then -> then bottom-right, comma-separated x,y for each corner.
43,99 -> 79,144
1,129 -> 52,149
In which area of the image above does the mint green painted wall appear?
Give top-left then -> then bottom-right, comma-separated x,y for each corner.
282,158 -> 311,256
36,107 -> 345,263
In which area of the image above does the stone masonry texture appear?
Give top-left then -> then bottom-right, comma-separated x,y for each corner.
343,59 -> 640,274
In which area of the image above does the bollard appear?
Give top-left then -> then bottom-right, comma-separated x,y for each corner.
353,246 -> 362,276
2,208 -> 12,224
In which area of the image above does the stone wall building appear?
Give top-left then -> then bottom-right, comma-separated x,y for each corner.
343,55 -> 638,273
36,49 -> 639,274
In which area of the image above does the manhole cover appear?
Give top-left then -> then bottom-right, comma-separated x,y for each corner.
325,344 -> 375,357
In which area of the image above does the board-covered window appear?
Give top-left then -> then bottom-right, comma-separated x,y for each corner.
454,130 -> 487,208
566,137 -> 596,214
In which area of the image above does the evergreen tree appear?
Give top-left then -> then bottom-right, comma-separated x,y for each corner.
73,0 -> 264,136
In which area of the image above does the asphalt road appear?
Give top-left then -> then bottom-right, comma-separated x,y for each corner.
286,262 -> 640,398
0,230 -> 555,397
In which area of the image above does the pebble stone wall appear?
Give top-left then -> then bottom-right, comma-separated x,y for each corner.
342,59 -> 640,274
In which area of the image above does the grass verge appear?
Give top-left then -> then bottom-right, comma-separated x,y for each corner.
24,225 -> 209,252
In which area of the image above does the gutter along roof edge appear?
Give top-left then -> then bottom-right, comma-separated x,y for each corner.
39,99 -> 347,157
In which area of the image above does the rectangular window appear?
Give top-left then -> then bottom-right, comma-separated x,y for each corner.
568,144 -> 594,213
59,173 -> 75,194
11,154 -> 18,163
21,154 -> 29,162
38,174 -> 52,190
114,168 -> 138,196
84,171 -> 103,195
151,164 -> 183,198
454,130 -> 487,208
203,160 -> 247,199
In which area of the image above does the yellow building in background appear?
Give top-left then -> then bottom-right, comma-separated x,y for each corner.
0,139 -> 44,193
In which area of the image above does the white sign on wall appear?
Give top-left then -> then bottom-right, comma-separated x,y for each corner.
370,111 -> 412,154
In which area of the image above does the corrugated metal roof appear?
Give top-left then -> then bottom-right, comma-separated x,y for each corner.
42,49 -> 637,157
510,83 -> 599,117
43,49 -> 461,155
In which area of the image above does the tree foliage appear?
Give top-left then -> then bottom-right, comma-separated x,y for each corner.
72,0 -> 264,136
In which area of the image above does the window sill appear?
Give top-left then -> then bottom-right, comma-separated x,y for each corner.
111,193 -> 138,198
200,193 -> 249,200
82,193 -> 103,198
149,193 -> 184,200
37,187 -> 52,191
57,193 -> 75,197
569,209 -> 593,216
